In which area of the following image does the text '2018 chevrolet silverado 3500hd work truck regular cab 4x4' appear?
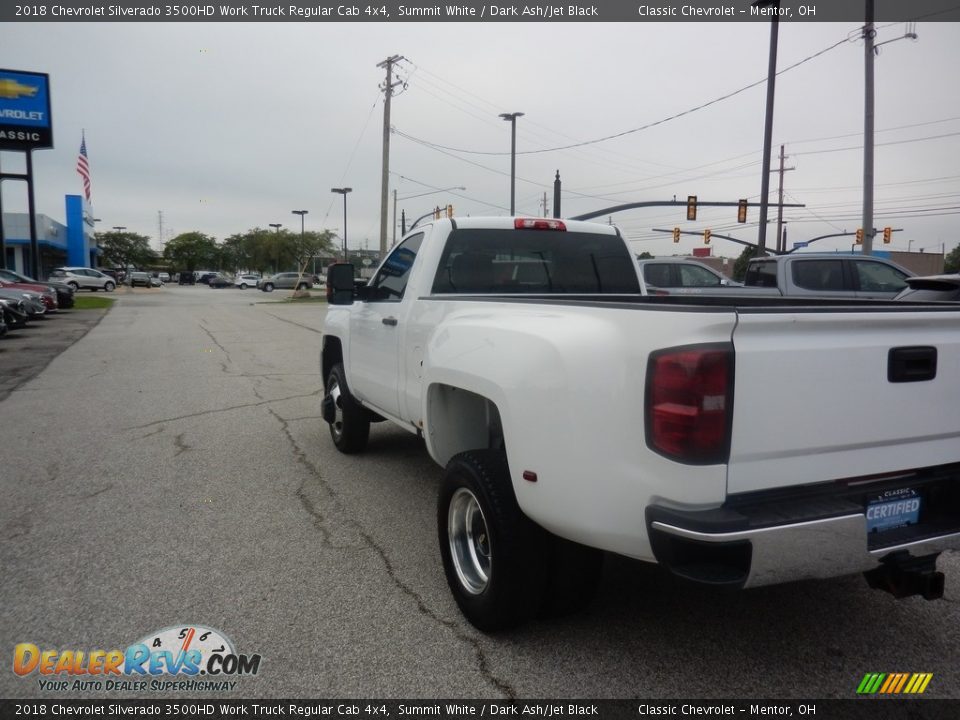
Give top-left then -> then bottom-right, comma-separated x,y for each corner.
320,217 -> 960,631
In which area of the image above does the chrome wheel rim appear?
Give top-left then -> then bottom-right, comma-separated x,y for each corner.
448,488 -> 491,595
328,378 -> 344,441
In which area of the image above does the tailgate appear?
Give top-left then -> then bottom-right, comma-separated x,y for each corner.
727,307 -> 960,494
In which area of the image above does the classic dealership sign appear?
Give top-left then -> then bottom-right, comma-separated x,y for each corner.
0,69 -> 53,150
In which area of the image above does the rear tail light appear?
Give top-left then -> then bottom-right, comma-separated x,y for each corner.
645,344 -> 733,465
514,218 -> 566,231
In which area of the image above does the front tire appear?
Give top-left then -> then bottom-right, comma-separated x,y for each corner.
104,282 -> 115,292
239,283 -> 247,289
67,281 -> 79,291
438,450 -> 549,632
324,363 -> 369,453
262,283 -> 274,292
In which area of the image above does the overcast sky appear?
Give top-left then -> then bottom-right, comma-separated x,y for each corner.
2,20 -> 959,258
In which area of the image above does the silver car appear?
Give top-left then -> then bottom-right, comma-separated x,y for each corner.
235,274 -> 261,290
50,267 -> 116,292
259,272 -> 312,292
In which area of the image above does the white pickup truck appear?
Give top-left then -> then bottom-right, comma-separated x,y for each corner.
320,217 -> 960,631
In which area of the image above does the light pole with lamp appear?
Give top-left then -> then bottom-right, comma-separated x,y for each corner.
499,112 -> 523,215
268,223 -> 282,273
291,209 -> 308,276
331,188 -> 352,261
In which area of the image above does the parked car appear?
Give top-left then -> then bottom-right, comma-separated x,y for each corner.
894,274 -> 960,302
178,271 -> 196,285
150,276 -> 164,287
99,268 -> 123,284
0,297 -> 31,329
0,269 -> 74,309
0,279 -> 57,311
743,253 -> 913,298
234,274 -> 261,290
208,274 -> 234,289
129,271 -> 152,288
259,272 -> 311,292
157,272 -> 171,283
50,267 -> 116,292
636,258 -> 740,290
197,272 -> 218,285
0,286 -> 46,318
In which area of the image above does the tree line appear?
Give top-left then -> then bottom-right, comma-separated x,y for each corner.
96,227 -> 338,275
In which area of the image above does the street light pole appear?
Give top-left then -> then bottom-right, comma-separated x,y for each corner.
291,209 -> 308,276
331,188 -> 352,261
269,223 -> 282,273
499,112 -> 523,215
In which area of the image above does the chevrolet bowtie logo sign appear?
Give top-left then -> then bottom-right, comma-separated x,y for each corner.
0,79 -> 39,100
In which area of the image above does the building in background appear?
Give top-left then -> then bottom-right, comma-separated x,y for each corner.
1,194 -> 98,277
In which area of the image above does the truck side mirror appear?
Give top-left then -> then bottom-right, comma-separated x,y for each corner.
327,263 -> 356,305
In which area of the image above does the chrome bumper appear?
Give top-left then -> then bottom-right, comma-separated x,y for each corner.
651,513 -> 960,588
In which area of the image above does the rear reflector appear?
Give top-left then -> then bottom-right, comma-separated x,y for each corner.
645,344 -> 733,465
514,218 -> 566,231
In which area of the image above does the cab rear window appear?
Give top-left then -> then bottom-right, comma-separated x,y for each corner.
431,229 -> 640,294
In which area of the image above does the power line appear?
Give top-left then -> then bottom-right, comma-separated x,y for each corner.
394,37 -> 850,157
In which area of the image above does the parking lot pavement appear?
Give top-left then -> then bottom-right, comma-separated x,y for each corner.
1,286 -> 959,701
0,308 -> 110,403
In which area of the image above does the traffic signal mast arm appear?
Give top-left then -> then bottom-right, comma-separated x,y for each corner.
571,199 -> 803,222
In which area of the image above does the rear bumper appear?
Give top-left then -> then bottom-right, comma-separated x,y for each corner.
647,463 -> 960,588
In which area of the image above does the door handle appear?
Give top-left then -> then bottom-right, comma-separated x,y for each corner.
382,317 -> 398,327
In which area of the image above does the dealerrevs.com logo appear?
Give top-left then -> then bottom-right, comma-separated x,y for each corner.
13,625 -> 262,692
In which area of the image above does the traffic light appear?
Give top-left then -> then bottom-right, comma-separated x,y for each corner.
446,205 -> 454,218
672,227 -> 680,243
704,229 -> 711,244
855,228 -> 863,244
737,199 -> 748,224
883,227 -> 892,244
686,195 -> 697,221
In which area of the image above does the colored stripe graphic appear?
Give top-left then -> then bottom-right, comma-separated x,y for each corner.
857,673 -> 932,694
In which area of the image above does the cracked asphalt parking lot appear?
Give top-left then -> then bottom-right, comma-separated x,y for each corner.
1,285 -> 958,700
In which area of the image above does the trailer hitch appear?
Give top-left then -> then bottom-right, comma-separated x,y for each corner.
864,551 -> 944,601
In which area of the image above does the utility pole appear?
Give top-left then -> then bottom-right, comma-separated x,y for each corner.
392,188 -> 397,247
755,0 -> 780,256
542,192 -> 548,217
157,210 -> 164,250
552,170 -> 562,219
378,55 -> 404,256
862,0 -> 876,255
774,145 -> 795,253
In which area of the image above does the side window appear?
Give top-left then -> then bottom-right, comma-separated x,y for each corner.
792,260 -> 845,291
854,261 -> 908,293
643,264 -> 673,288
368,233 -> 424,302
745,262 -> 777,288
679,264 -> 722,287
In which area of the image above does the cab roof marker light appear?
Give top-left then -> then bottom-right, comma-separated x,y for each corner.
514,218 -> 566,231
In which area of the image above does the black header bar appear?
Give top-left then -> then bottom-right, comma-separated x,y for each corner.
4,0 -> 960,23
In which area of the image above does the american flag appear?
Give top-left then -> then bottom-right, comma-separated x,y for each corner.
77,132 -> 91,201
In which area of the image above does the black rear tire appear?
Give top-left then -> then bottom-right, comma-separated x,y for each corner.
438,450 -> 549,632
325,363 -> 369,453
